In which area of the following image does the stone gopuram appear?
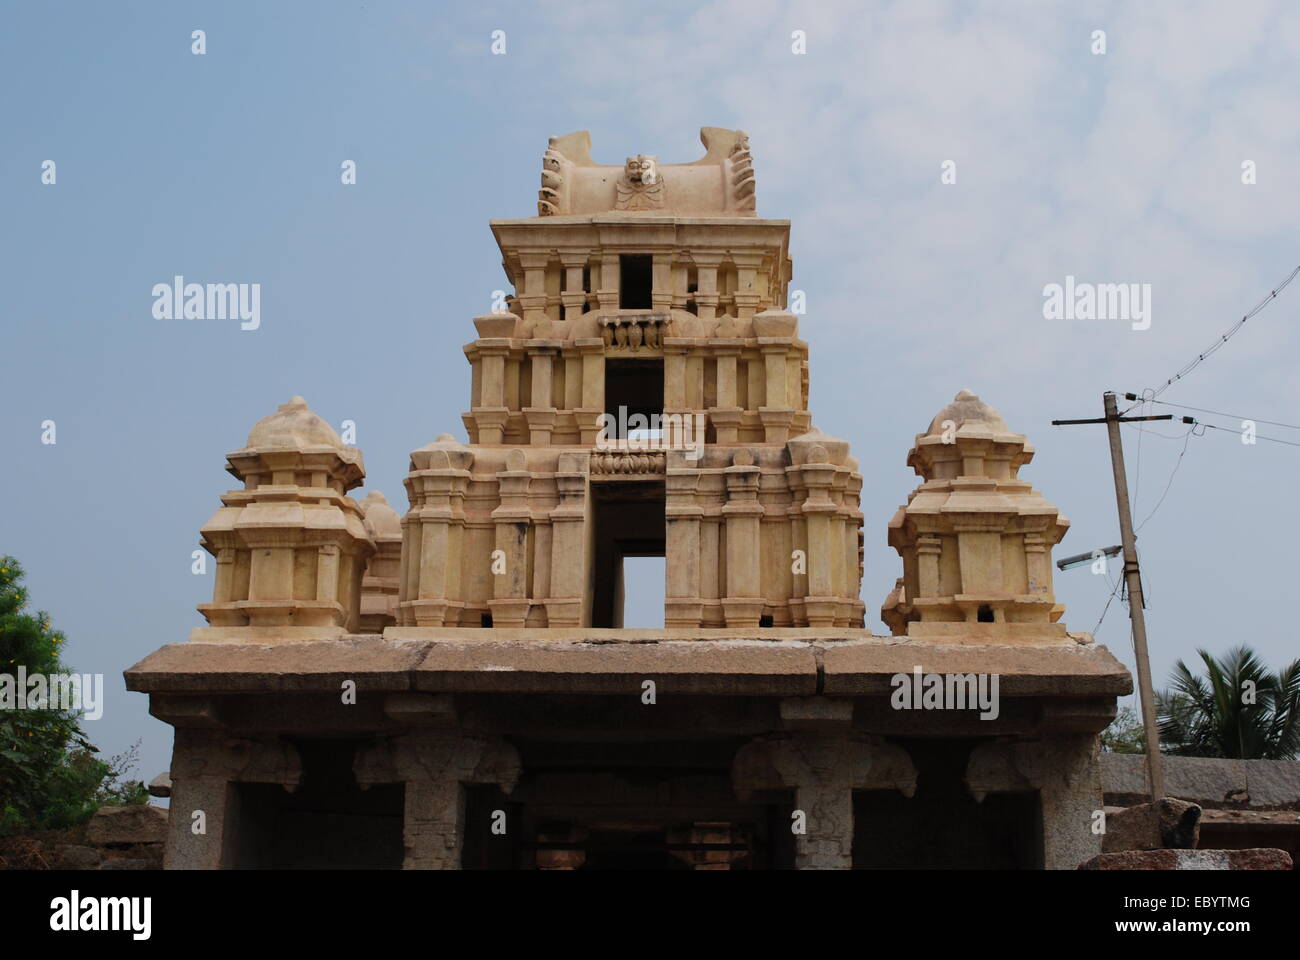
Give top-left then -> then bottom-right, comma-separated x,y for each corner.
127,128 -> 1131,870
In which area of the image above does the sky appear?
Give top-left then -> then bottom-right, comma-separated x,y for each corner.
2,0 -> 1299,784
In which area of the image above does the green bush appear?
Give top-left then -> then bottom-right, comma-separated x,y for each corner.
0,556 -> 140,835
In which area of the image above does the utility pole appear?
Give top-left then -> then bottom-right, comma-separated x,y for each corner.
1052,391 -> 1171,801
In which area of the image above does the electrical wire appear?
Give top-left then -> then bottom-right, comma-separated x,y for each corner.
1196,421 -> 1300,448
1144,397 -> 1300,432
1122,263 -> 1300,414
1135,427 -> 1193,532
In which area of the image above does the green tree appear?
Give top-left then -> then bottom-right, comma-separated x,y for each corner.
1156,645 -> 1300,760
1100,705 -> 1146,754
0,556 -> 111,833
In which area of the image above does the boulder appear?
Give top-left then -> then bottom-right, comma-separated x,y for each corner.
1081,848 -> 1292,870
1102,797 -> 1201,852
85,804 -> 168,846
58,844 -> 103,868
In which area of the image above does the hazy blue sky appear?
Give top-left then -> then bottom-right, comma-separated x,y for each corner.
3,0 -> 1299,783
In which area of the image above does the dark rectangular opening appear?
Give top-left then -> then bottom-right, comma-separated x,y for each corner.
224,739 -> 405,869
604,358 -> 663,438
619,254 -> 653,309
590,480 -> 665,629
852,738 -> 1042,869
500,739 -> 795,870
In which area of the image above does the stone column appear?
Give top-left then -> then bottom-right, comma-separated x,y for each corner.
401,449 -> 471,627
545,452 -> 589,627
732,254 -> 763,320
576,339 -> 605,446
799,448 -> 839,627
162,727 -> 302,870
594,255 -> 619,313
517,252 -> 550,329
474,344 -> 511,445
721,449 -> 764,626
694,258 -> 720,321
560,252 -> 588,322
665,464 -> 703,627
213,547 -> 236,604
489,449 -> 531,628
652,253 -> 673,313
354,731 -> 521,871
759,343 -> 795,443
524,346 -> 558,445
965,735 -> 1104,870
664,342 -> 688,411
711,344 -> 743,444
733,712 -> 917,871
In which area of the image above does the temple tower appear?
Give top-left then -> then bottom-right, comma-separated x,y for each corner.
398,128 -> 865,630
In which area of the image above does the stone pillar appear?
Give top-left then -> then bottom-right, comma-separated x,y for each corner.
315,544 -> 340,603
475,344 -> 511,445
1025,533 -> 1050,597
576,339 -> 605,446
489,449 -> 531,628
594,255 -> 619,313
560,253 -> 588,322
517,252 -> 550,329
354,731 -> 521,871
524,347 -> 558,445
663,342 -> 688,415
711,345 -> 743,444
800,448 -> 838,627
759,343 -> 795,443
695,259 -> 720,320
162,726 -> 302,870
733,714 -> 917,871
665,465 -> 703,627
545,452 -> 589,627
652,253 -> 674,313
721,449 -> 764,626
732,254 -> 763,320
401,446 -> 471,627
965,735 -> 1104,870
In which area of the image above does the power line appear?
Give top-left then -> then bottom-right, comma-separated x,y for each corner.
1196,421 -> 1300,448
1135,427 -> 1193,532
1123,263 -> 1300,414
1138,396 -> 1300,432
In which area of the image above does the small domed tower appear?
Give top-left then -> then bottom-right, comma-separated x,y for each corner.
197,396 -> 374,634
882,390 -> 1069,637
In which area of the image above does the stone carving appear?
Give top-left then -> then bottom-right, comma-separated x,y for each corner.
538,140 -> 566,216
533,127 -> 757,217
729,131 -> 756,212
599,314 -> 667,350
615,155 -> 665,211
589,450 -> 666,477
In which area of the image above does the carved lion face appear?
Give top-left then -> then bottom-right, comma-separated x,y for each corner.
624,155 -> 658,185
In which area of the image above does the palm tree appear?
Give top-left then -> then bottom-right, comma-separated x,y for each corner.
1156,645 -> 1300,760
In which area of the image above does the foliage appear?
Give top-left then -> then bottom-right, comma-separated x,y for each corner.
1157,645 -> 1300,760
0,556 -> 143,835
1100,705 -> 1146,754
